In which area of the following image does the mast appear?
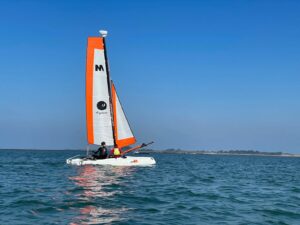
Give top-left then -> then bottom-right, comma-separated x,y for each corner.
99,30 -> 117,146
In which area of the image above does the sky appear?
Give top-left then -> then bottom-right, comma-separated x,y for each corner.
0,0 -> 300,152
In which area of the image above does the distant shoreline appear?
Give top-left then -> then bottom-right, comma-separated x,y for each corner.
139,149 -> 300,157
2,148 -> 300,157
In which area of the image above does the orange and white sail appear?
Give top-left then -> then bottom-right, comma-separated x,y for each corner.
86,33 -> 136,148
86,37 -> 114,146
111,83 -> 136,148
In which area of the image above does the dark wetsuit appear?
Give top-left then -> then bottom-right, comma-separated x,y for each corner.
93,146 -> 108,159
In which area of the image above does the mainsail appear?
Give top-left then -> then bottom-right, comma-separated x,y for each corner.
111,83 -> 136,148
86,37 -> 114,146
86,35 -> 136,148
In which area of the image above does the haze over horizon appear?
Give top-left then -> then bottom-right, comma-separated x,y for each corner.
1,0 -> 300,153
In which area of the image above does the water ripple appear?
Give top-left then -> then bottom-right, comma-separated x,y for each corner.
1,150 -> 300,224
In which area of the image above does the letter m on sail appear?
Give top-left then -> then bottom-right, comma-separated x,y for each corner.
95,65 -> 104,71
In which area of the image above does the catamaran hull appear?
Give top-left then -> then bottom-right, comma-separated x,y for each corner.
66,156 -> 156,166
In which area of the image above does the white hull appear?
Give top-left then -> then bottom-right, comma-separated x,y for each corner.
66,156 -> 156,166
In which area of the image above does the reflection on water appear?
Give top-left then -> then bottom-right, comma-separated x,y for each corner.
69,165 -> 135,224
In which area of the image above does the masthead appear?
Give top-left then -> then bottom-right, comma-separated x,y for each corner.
99,30 -> 108,38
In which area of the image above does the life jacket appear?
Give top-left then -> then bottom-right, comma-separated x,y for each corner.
113,148 -> 121,156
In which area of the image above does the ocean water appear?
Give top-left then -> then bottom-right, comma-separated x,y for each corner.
0,150 -> 300,225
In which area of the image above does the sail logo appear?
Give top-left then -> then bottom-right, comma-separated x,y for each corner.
97,101 -> 107,110
95,64 -> 104,71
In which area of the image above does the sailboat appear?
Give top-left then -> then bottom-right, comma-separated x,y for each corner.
66,30 -> 156,166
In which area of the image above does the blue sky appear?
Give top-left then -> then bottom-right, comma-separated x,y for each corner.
0,0 -> 300,152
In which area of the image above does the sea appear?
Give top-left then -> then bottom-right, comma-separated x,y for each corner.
0,150 -> 300,225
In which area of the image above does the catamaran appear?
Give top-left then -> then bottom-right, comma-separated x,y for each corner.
66,30 -> 156,166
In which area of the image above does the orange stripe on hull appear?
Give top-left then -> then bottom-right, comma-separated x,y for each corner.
86,37 -> 104,144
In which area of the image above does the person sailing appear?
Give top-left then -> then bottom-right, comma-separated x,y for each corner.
113,144 -> 121,158
92,142 -> 108,159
